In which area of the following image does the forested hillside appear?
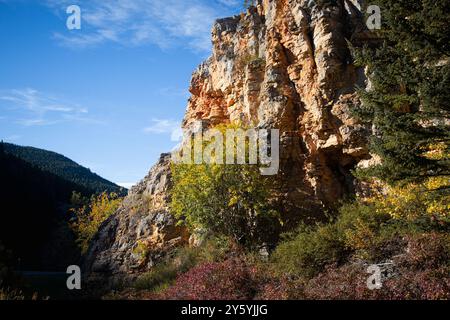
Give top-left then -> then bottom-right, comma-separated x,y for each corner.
0,148 -> 86,271
3,143 -> 126,196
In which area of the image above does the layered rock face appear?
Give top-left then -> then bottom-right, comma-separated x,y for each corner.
184,0 -> 370,218
85,0 -> 371,285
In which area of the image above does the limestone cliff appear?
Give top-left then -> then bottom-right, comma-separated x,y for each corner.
85,0 -> 373,285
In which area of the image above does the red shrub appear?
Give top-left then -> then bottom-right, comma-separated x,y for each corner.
304,264 -> 374,300
303,232 -> 450,300
401,232 -> 450,269
147,232 -> 450,300
302,264 -> 450,300
380,268 -> 450,300
255,277 -> 303,300
159,258 -> 259,300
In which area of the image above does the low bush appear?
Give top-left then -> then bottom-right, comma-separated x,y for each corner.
134,246 -> 198,292
270,203 -> 383,278
303,232 -> 450,300
133,236 -> 236,292
254,275 -> 303,300
399,232 -> 450,270
159,258 -> 259,300
379,267 -> 450,300
133,263 -> 179,292
128,229 -> 450,300
196,235 -> 235,263
272,195 -> 450,280
271,222 -> 348,279
130,183 -> 449,300
303,263 -> 371,300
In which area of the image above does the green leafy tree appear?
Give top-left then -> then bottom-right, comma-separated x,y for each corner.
353,0 -> 450,185
170,125 -> 280,247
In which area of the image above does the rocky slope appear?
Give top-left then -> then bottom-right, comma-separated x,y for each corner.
85,0 -> 373,286
84,154 -> 189,286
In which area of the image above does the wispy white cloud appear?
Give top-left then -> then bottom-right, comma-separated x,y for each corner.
16,118 -> 59,127
45,0 -> 240,51
143,118 -> 183,142
143,118 -> 180,134
0,88 -> 102,126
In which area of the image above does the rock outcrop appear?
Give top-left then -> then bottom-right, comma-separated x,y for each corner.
84,154 -> 189,286
85,0 -> 372,286
183,0 -> 371,221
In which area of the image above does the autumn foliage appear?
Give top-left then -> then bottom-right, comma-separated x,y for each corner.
70,192 -> 122,254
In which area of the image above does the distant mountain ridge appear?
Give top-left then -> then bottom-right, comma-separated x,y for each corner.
3,142 -> 126,195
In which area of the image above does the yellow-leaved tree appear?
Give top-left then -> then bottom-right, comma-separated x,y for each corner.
170,124 -> 280,247
70,192 -> 122,254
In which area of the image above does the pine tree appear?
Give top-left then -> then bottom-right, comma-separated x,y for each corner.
353,0 -> 450,185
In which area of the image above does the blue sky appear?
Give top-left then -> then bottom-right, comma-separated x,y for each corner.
0,0 -> 242,188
